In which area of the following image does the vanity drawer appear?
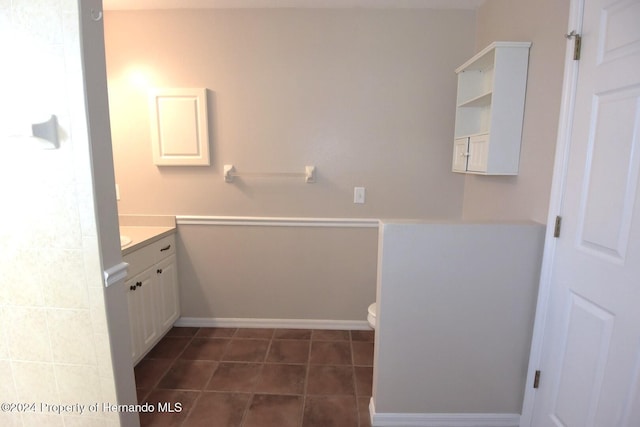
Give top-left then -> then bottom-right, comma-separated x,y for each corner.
153,234 -> 176,261
124,234 -> 176,276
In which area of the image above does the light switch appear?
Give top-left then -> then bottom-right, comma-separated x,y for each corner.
354,187 -> 365,204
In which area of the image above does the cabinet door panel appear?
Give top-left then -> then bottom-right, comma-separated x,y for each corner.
453,137 -> 470,172
468,134 -> 489,173
136,269 -> 159,352
126,280 -> 141,363
157,255 -> 179,331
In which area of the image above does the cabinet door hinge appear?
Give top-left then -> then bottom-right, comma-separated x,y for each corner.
553,215 -> 562,238
533,370 -> 541,389
566,31 -> 582,60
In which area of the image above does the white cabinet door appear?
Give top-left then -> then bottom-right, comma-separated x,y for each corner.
156,255 -> 179,332
452,137 -> 470,172
126,279 -> 141,362
134,268 -> 158,353
467,134 -> 489,173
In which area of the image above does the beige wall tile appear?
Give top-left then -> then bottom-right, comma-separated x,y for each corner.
0,360 -> 17,400
0,308 -> 9,359
19,413 -> 64,427
0,412 -> 21,427
63,415 -> 108,427
11,361 -> 59,403
55,364 -> 102,406
0,247 -> 45,307
6,307 -> 52,362
47,309 -> 96,365
42,249 -> 89,309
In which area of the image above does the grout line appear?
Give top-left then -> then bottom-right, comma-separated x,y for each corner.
238,392 -> 255,427
350,330 -> 363,427
300,330 -> 313,427
178,389 -> 204,427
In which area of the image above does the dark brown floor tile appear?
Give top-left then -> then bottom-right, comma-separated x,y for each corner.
196,327 -> 237,338
350,330 -> 374,342
310,341 -> 352,365
306,365 -> 355,395
354,367 -> 373,397
180,338 -> 229,360
134,358 -> 174,389
311,329 -> 350,341
358,397 -> 372,427
136,388 -> 150,404
256,364 -> 306,395
234,328 -> 275,339
352,341 -> 374,366
206,362 -> 263,392
244,394 -> 303,427
144,336 -> 191,360
164,326 -> 199,337
157,360 -> 218,390
139,389 -> 198,427
267,340 -> 310,364
274,328 -> 312,340
302,395 -> 358,427
223,339 -> 269,362
183,392 -> 250,427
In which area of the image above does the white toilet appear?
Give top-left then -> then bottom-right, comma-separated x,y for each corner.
367,302 -> 377,329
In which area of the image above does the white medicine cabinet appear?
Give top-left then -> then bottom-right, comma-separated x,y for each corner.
452,42 -> 531,175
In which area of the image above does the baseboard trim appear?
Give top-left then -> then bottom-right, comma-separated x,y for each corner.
175,317 -> 372,330
176,215 -> 380,228
369,398 -> 520,427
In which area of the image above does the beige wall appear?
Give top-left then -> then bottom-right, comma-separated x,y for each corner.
461,0 -> 570,223
373,221 -> 545,416
0,2 -> 127,426
105,8 -> 474,219
178,223 -> 378,320
104,8 -> 476,322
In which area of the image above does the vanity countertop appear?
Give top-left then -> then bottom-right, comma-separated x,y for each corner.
119,215 -> 176,255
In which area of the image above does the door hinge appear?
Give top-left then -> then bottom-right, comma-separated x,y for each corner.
553,215 -> 562,238
533,370 -> 541,389
566,30 -> 582,60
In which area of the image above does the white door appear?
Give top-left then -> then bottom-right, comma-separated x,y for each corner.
530,0 -> 640,425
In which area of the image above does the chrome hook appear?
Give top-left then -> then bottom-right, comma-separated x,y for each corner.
90,9 -> 103,21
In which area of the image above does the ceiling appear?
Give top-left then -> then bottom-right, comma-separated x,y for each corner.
102,0 -> 484,10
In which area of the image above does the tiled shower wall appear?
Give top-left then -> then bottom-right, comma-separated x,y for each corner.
0,1 -> 119,426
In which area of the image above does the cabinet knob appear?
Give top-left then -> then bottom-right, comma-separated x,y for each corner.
157,269 -> 163,274
136,281 -> 142,287
160,244 -> 171,252
130,285 -> 136,291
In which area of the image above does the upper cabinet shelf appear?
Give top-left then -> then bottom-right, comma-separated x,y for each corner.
452,42 -> 531,175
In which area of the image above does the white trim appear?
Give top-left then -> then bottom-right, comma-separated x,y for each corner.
175,316 -> 372,330
519,0 -> 585,425
103,261 -> 129,288
103,0 -> 485,11
369,399 -> 520,427
176,215 -> 380,228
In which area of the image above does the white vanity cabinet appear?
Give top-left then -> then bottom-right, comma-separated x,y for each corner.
124,233 -> 179,364
452,41 -> 531,175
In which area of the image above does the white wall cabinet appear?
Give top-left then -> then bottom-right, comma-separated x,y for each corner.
452,42 -> 531,175
149,88 -> 210,166
124,234 -> 179,364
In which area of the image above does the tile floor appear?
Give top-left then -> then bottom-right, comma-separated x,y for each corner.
134,327 -> 374,427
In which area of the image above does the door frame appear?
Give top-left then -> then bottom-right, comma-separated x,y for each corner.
519,0 -> 586,425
